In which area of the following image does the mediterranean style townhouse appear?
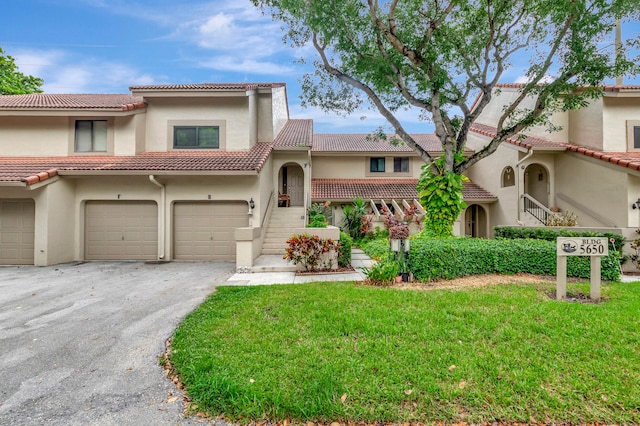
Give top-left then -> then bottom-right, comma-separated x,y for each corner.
1,81 -> 639,268
465,83 -> 640,250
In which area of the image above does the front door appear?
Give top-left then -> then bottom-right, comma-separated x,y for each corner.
286,166 -> 304,207
465,204 -> 487,238
524,164 -> 549,207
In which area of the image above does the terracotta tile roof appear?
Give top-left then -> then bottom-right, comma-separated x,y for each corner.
0,94 -> 145,110
274,119 -> 313,148
470,123 -> 640,172
0,143 -> 273,185
129,82 -> 286,91
311,178 -> 496,201
470,123 -> 567,150
563,146 -> 640,172
312,133 -> 459,153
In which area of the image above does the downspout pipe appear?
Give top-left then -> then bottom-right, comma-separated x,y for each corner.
149,175 -> 166,260
515,148 -> 534,223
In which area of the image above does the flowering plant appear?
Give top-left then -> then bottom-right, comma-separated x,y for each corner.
389,224 -> 410,240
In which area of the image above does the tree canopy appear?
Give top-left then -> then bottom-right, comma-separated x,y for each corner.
253,0 -> 639,236
0,47 -> 44,95
253,0 -> 638,173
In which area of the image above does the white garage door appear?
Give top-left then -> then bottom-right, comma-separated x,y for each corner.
85,201 -> 158,260
173,202 -> 248,261
0,199 -> 35,265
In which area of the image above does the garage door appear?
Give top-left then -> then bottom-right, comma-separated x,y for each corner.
0,199 -> 35,265
85,201 -> 158,260
173,202 -> 248,261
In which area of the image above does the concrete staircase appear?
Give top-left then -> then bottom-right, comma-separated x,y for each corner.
262,207 -> 306,255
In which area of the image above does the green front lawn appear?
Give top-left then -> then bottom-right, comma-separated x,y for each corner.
170,281 -> 640,424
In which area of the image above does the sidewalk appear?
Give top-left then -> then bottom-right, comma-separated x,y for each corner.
226,248 -> 374,286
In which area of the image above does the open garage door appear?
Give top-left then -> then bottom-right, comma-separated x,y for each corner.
173,202 -> 248,261
85,201 -> 158,260
0,199 -> 35,265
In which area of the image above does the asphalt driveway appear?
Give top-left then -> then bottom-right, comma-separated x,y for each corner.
0,261 -> 235,426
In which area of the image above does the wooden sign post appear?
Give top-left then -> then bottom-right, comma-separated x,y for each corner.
556,237 -> 608,301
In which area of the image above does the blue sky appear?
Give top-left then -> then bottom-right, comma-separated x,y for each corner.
2,0 -> 639,134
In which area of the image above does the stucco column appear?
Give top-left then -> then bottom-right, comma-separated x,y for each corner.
247,88 -> 258,147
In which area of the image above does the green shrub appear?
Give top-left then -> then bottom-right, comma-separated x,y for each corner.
307,202 -> 331,226
362,254 -> 398,286
494,226 -> 625,259
307,213 -> 328,228
409,237 -> 620,281
338,231 -> 352,267
360,237 -> 390,260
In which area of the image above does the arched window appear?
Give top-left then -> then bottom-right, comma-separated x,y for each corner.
501,166 -> 515,187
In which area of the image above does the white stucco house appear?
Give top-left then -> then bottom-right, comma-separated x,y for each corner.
1,82 -> 640,267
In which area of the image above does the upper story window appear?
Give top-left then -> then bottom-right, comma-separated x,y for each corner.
75,120 -> 107,152
626,121 -> 640,151
394,157 -> 409,173
174,126 -> 220,149
370,157 -> 385,173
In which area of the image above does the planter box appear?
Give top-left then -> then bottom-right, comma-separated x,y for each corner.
291,226 -> 341,270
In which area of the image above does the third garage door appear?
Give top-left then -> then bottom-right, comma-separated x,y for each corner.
173,202 -> 248,261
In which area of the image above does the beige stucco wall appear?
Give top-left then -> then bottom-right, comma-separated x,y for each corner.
271,86 -> 289,139
35,179 -> 76,265
554,154 -> 629,228
569,100 -> 604,150
0,116 -> 69,156
312,155 -> 424,179
601,97 -> 640,152
143,97 -> 249,151
474,88 -> 569,143
0,113 -> 143,157
465,135 -> 522,229
0,180 -> 77,266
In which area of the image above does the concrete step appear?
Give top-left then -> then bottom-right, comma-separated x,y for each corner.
263,242 -> 287,250
261,248 -> 287,256
269,216 -> 304,227
264,231 -> 292,237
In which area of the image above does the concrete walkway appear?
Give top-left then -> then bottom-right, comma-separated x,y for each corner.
226,248 -> 375,285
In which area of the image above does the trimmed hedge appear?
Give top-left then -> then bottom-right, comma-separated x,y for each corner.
494,226 -> 625,258
409,237 -> 621,282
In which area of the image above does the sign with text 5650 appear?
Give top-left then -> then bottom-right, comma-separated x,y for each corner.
556,237 -> 608,257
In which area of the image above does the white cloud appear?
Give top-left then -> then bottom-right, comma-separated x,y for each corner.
198,56 -> 294,75
11,49 -> 161,93
289,103 -> 434,134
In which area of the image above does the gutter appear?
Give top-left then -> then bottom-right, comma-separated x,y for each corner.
149,175 -> 166,260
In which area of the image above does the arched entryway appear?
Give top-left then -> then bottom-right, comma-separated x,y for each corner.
464,204 -> 488,238
278,163 -> 304,207
524,163 -> 549,207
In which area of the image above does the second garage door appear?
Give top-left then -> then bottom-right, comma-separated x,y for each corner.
173,202 -> 248,261
85,201 -> 158,260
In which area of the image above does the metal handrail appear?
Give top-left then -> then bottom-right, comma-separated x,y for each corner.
522,193 -> 554,225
